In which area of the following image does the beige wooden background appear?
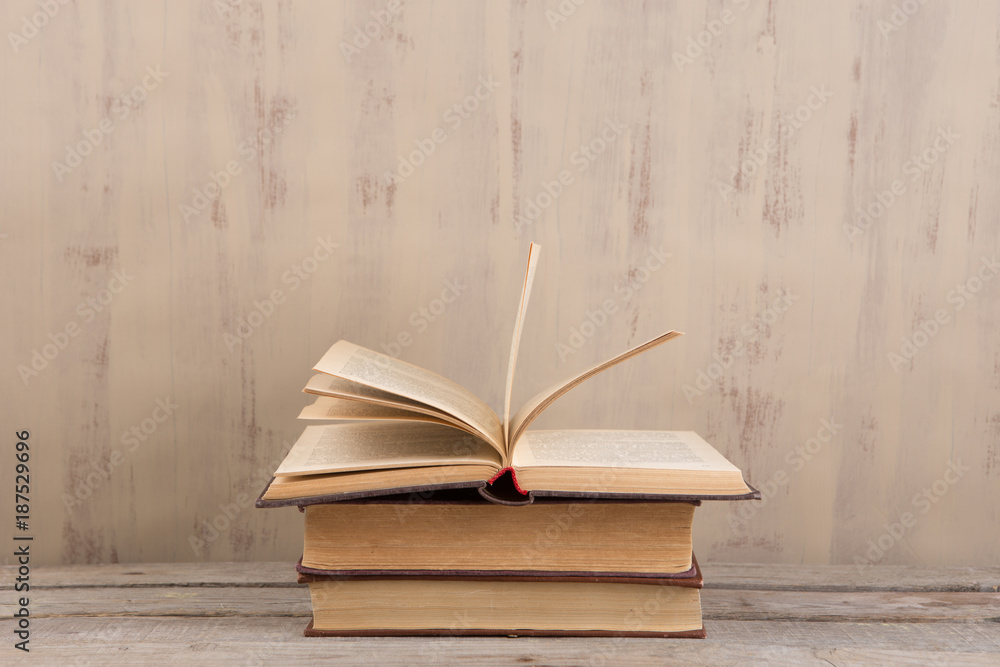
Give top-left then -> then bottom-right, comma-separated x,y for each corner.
1,0 -> 997,567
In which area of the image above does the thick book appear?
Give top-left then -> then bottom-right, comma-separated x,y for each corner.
257,244 -> 758,506
298,555 -> 706,638
299,496 -> 698,575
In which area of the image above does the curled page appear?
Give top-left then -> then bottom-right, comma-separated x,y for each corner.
299,396 -> 467,429
274,423 -> 502,477
303,373 -> 464,425
507,330 -> 683,449
314,341 -> 505,456
502,243 -> 541,448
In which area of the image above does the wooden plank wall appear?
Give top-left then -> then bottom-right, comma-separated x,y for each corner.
1,0 -> 997,566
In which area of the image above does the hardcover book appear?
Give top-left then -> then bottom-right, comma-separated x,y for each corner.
299,495 -> 699,575
297,555 -> 707,638
257,243 -> 757,506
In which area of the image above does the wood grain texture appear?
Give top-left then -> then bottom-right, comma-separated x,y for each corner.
1,563 -> 999,664
6,618 -> 999,666
4,585 -> 999,624
0,0 -> 998,566
8,561 -> 999,591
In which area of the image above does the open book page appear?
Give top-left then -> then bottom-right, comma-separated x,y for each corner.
510,430 -> 741,471
274,423 -> 502,477
302,376 -> 476,430
313,341 -> 505,456
263,465 -> 498,501
298,396 -> 465,429
507,330 -> 683,448
502,242 -> 540,447
304,373 -> 446,414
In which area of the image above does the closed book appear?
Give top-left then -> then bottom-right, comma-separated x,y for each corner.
299,555 -> 706,638
299,496 -> 698,575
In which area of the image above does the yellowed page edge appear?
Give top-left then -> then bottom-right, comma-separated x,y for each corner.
274,423 -> 502,477
304,373 -> 440,411
298,395 -> 462,428
502,242 -> 541,448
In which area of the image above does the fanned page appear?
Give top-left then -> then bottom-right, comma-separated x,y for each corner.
298,396 -> 459,428
313,341 -> 505,456
305,373 -> 441,412
502,242 -> 540,447
274,423 -> 502,477
508,330 -> 683,448
302,376 -> 477,432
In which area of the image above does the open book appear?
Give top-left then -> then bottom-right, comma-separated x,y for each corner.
258,244 -> 757,506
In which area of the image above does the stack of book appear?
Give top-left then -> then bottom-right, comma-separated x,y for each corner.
257,244 -> 757,637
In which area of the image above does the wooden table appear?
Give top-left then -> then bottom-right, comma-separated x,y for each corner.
3,562 -> 999,665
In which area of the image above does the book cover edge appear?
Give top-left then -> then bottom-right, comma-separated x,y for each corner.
294,554 -> 703,587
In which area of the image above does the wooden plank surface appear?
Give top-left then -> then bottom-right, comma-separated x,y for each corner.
3,618 -> 998,665
17,561 -> 301,588
702,562 -> 1000,593
2,562 -> 998,663
8,561 -> 1000,592
5,586 -> 998,624
6,616 -> 993,652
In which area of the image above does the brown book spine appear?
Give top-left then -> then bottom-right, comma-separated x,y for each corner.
296,554 -> 704,588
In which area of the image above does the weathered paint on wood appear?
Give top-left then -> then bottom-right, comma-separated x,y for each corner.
0,0 -> 998,566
